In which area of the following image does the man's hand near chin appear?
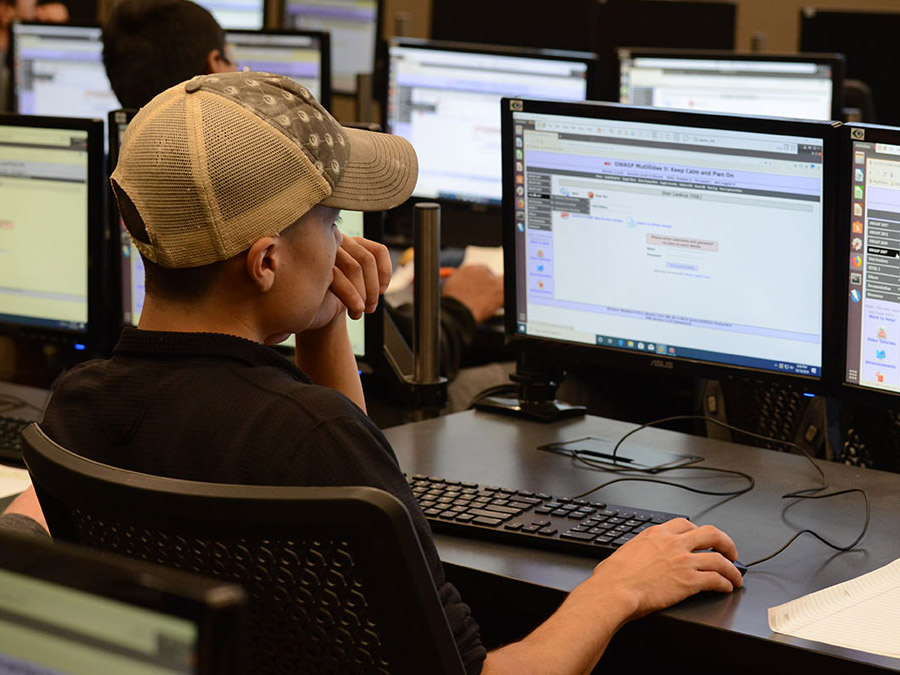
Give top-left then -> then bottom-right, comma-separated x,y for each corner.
294,235 -> 392,412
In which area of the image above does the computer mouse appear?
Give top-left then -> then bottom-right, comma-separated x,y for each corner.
733,560 -> 748,577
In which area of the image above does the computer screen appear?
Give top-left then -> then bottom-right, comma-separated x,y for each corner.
281,0 -> 380,93
0,531 -> 244,675
843,124 -> 900,396
619,49 -> 843,121
386,39 -> 595,207
504,98 -> 835,382
801,9 -> 900,126
195,0 -> 264,29
0,115 -> 104,350
225,29 -> 330,108
11,23 -> 119,120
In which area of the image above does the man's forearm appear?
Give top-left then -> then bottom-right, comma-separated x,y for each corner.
481,579 -> 636,675
294,316 -> 367,413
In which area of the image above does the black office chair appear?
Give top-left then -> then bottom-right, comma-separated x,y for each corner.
22,423 -> 466,675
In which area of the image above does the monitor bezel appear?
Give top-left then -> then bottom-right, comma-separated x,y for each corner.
0,113 -> 107,354
616,47 -> 846,122
0,530 -> 245,675
383,37 -> 600,247
8,21 -> 105,116
278,0 -> 384,96
838,122 -> 900,405
224,28 -> 332,111
501,97 -> 840,390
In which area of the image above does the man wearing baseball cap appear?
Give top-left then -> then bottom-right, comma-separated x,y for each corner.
32,73 -> 742,674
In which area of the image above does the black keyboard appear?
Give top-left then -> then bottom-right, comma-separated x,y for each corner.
0,415 -> 28,465
407,474 -> 685,559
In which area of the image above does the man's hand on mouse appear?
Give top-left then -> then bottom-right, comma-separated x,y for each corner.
588,518 -> 743,621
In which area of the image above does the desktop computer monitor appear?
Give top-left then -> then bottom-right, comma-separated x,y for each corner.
10,23 -> 120,120
109,108 -> 380,364
280,0 -> 381,94
0,530 -> 245,674
0,114 -> 105,354
195,0 -> 264,29
841,123 -> 900,399
502,98 -> 837,386
618,49 -> 844,122
225,29 -> 331,109
384,38 -> 596,244
801,8 -> 900,126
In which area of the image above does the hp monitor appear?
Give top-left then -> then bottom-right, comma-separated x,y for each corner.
801,8 -> 900,125
0,114 -> 105,353
281,0 -> 381,94
10,23 -> 119,120
842,123 -> 900,398
0,530 -> 245,674
225,29 -> 331,109
195,0 -> 264,29
385,38 -> 595,244
503,98 -> 837,385
619,49 -> 844,121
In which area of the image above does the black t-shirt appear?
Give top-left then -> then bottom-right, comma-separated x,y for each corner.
43,328 -> 486,673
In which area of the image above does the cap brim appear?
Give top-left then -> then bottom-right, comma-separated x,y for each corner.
320,127 -> 418,211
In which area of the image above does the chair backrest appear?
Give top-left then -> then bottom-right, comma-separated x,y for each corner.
22,423 -> 466,675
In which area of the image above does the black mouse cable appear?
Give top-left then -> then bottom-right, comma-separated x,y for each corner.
569,414 -> 870,567
569,460 -> 756,498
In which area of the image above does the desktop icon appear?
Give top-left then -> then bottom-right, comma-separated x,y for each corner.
516,186 -> 524,196
854,203 -> 863,217
515,137 -> 523,148
637,342 -> 644,350
879,327 -> 888,339
852,237 -> 863,251
855,186 -> 864,200
516,198 -> 525,209
656,344 -> 666,354
516,211 -> 525,220
627,340 -> 634,348
516,175 -> 524,184
515,125 -> 524,135
617,339 -> 624,347
668,347 -> 675,354
851,255 -> 863,268
516,149 -> 523,160
536,249 -> 545,258
852,220 -> 864,234
516,161 -> 524,172
855,151 -> 866,165
647,343 -> 655,351
877,372 -> 885,383
855,168 -> 865,182
876,349 -> 887,360
850,289 -> 861,303
851,272 -> 862,285
517,222 -> 525,232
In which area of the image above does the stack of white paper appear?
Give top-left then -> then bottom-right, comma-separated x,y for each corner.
768,558 -> 900,658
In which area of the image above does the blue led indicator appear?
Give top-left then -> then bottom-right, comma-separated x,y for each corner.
74,343 -> 86,351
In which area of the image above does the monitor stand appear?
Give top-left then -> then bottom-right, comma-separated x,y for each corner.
473,347 -> 586,423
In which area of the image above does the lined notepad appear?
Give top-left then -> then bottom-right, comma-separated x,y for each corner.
0,465 -> 30,499
769,557 -> 900,658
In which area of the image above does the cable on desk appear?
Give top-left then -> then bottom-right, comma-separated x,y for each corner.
564,414 -> 870,568
466,383 -> 519,410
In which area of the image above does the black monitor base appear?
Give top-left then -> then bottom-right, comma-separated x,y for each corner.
474,396 -> 586,423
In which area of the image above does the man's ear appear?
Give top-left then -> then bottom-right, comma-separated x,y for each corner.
205,48 -> 236,74
245,237 -> 280,292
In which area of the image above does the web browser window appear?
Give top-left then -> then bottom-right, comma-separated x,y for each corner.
0,567 -> 198,675
0,124 -> 89,332
226,31 -> 324,100
13,24 -> 119,119
388,44 -> 590,205
512,111 -> 825,376
619,55 -> 835,121
282,0 -> 377,92
845,135 -> 900,393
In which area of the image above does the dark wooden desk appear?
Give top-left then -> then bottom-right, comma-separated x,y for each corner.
384,410 -> 900,673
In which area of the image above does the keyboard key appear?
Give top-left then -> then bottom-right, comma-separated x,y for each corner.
551,509 -> 569,517
522,524 -> 541,533
484,504 -> 522,515
455,513 -> 475,522
537,527 -> 558,536
467,508 -> 512,521
534,506 -> 552,514
472,516 -> 503,526
504,522 -> 523,530
567,512 -> 587,520
561,531 -> 596,541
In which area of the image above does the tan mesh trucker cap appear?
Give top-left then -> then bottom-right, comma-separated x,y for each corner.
110,71 -> 418,269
